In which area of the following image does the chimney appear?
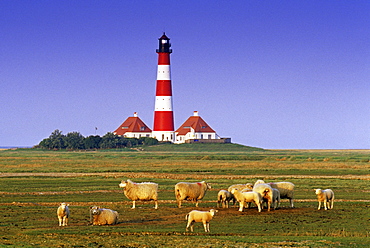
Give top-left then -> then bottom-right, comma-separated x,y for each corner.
193,111 -> 199,116
134,112 -> 138,117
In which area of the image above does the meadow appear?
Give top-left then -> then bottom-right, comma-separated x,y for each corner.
0,144 -> 369,247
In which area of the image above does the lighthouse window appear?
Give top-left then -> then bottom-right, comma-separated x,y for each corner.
140,127 -> 146,131
161,40 -> 167,44
122,127 -> 128,129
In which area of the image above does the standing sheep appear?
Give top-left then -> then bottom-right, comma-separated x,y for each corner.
255,180 -> 295,208
175,181 -> 211,208
314,189 -> 334,210
262,188 -> 281,210
253,183 -> 273,211
227,183 -> 254,193
90,206 -> 119,225
268,182 -> 295,208
185,209 -> 218,232
217,190 -> 234,208
231,188 -> 262,212
57,202 -> 70,226
119,179 -> 159,209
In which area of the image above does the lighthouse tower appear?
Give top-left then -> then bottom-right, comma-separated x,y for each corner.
152,33 -> 175,142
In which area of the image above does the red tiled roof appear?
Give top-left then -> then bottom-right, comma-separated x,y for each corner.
114,116 -> 152,136
175,116 -> 216,136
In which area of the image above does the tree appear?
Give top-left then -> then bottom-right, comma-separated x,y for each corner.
139,137 -> 158,146
84,135 -> 102,149
49,129 -> 66,150
65,132 -> 85,150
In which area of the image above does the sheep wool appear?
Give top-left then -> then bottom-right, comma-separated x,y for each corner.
90,206 -> 119,225
119,179 -> 159,209
227,183 -> 253,193
315,189 -> 334,210
175,181 -> 211,208
185,209 -> 218,232
57,202 -> 70,226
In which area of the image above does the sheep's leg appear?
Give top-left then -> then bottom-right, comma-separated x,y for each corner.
289,198 -> 294,208
186,221 -> 191,231
238,201 -> 244,212
255,200 -> 261,212
317,201 -> 321,210
64,216 -> 68,226
195,201 -> 199,207
324,200 -> 328,210
203,221 -> 208,232
330,200 -> 334,209
132,201 -> 136,209
267,201 -> 271,211
58,217 -> 62,226
177,200 -> 182,208
154,201 -> 158,209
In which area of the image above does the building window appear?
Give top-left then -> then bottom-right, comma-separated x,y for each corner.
208,135 -> 212,139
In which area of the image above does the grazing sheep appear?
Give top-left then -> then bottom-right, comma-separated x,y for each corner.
57,202 -> 70,226
175,181 -> 211,208
217,190 -> 234,208
119,179 -> 158,209
185,209 -> 218,232
315,189 -> 335,210
253,183 -> 273,211
231,188 -> 262,212
90,206 -> 119,225
255,180 -> 295,208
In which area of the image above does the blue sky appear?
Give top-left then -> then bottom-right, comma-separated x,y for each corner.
1,0 -> 369,149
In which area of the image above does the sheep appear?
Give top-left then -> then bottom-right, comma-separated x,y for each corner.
90,206 -> 119,225
255,179 -> 295,208
227,183 -> 254,193
57,202 -> 70,226
119,179 -> 158,209
252,183 -> 273,211
268,182 -> 295,208
185,209 -> 218,232
231,188 -> 262,212
261,188 -> 280,210
217,190 -> 234,208
175,181 -> 211,208
314,189 -> 335,210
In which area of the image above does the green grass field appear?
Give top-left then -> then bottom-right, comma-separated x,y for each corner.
0,144 -> 369,247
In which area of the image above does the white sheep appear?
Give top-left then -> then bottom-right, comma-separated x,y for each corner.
185,209 -> 218,232
231,188 -> 262,212
90,206 -> 119,225
217,190 -> 234,208
255,180 -> 295,208
57,202 -> 70,226
268,182 -> 295,208
175,181 -> 211,208
314,189 -> 335,210
252,183 -> 273,211
119,179 -> 159,209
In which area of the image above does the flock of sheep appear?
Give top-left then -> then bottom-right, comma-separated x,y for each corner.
57,179 -> 335,232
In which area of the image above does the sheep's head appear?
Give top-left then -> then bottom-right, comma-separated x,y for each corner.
90,206 -> 101,215
119,181 -> 127,188
59,202 -> 68,209
209,209 -> 218,216
230,188 -> 237,194
314,189 -> 322,195
206,183 -> 212,189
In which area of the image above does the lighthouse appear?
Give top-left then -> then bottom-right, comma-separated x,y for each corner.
152,33 -> 175,142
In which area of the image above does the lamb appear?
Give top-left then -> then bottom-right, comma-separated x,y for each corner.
57,202 -> 70,226
119,179 -> 158,209
314,189 -> 334,210
252,183 -> 273,211
175,181 -> 211,208
185,209 -> 218,232
254,179 -> 295,208
90,206 -> 119,225
231,188 -> 262,212
217,190 -> 234,208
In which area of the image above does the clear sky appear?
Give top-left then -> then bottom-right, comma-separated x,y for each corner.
1,0 -> 369,149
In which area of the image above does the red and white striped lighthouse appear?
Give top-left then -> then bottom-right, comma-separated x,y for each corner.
152,33 -> 175,142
